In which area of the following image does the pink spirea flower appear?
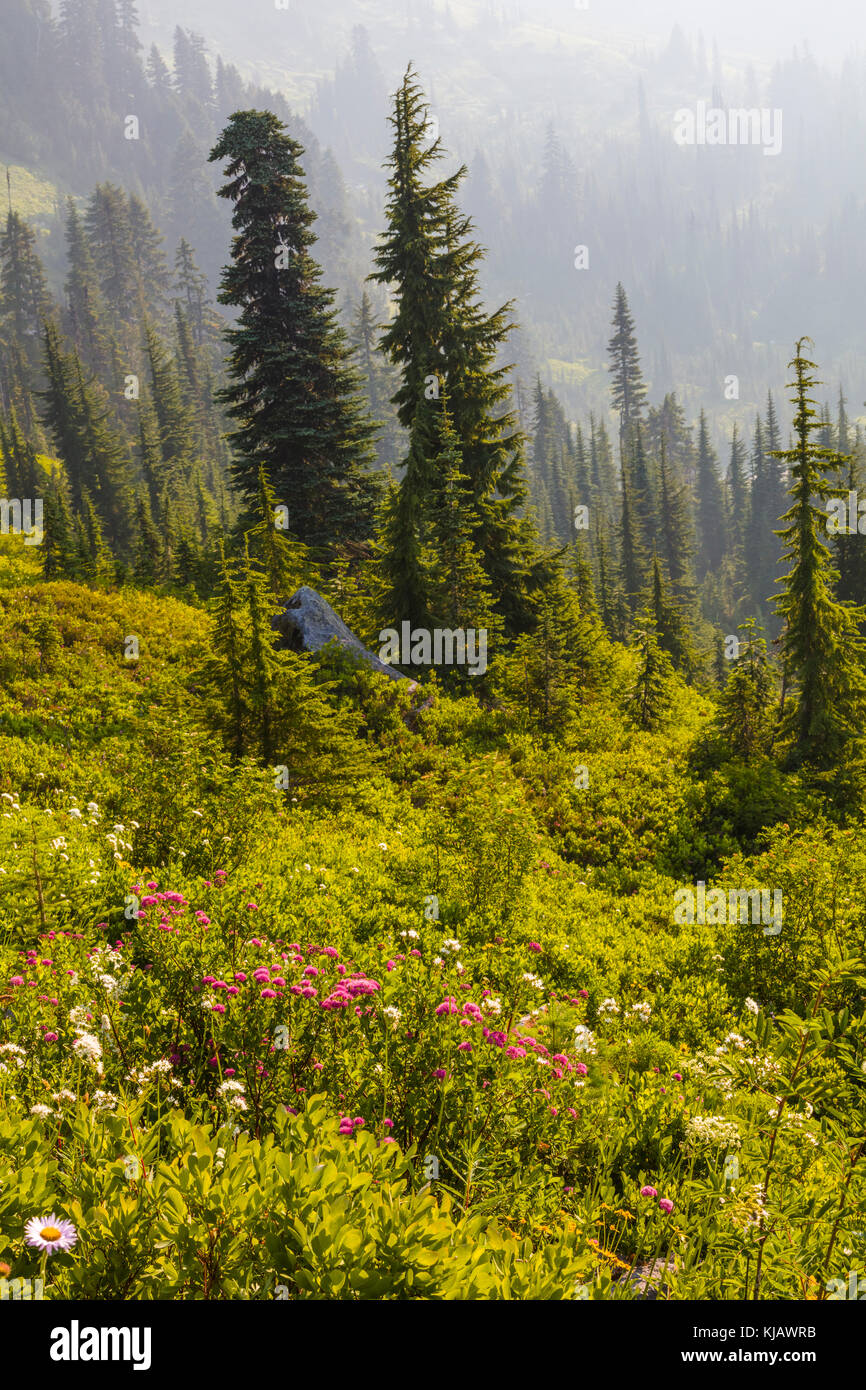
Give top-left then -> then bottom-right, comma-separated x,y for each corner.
640,1185 -> 658,1198
9,977 -> 23,987
435,997 -> 458,1016
457,1041 -> 472,1052
261,989 -> 277,999
672,1072 -> 682,1081
659,1198 -> 674,1214
528,942 -> 541,952
575,1062 -> 588,1075
43,1032 -> 58,1043
432,1068 -> 447,1079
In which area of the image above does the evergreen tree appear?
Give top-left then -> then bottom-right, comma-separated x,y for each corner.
618,460 -> 648,616
40,481 -> 76,581
209,109 -> 379,551
132,494 -> 164,586
370,68 -> 530,631
84,184 -> 142,336
142,320 -> 195,477
426,410 -> 500,690
628,625 -> 675,731
607,283 -> 647,449
772,339 -> 866,768
656,436 -> 696,607
246,463 -> 309,603
716,618 -> 775,759
695,410 -> 727,578
348,289 -> 401,473
0,211 -> 53,355
63,198 -> 110,376
507,552 -> 597,738
649,554 -> 693,673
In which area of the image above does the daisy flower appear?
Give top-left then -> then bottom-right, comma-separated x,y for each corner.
24,1214 -> 77,1255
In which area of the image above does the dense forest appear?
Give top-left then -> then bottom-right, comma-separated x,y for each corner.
0,0 -> 865,1320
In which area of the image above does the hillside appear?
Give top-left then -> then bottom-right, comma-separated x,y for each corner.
1,571 -> 863,1300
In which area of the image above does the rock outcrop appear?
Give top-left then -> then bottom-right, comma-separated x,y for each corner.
272,585 -> 407,682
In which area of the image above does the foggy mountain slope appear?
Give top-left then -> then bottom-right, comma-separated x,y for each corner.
131,0 -> 866,433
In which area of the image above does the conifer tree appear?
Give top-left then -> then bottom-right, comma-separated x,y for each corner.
84,184 -> 142,338
246,463 -> 309,603
63,198 -> 110,376
143,321 -> 195,477
0,211 -> 53,356
507,553 -> 596,738
772,339 -> 866,767
695,410 -> 727,578
618,461 -> 647,616
716,618 -> 775,759
132,494 -> 164,586
209,109 -> 379,551
607,283 -> 647,449
656,436 -> 696,607
348,290 -> 401,473
426,410 -> 500,689
40,481 -> 76,581
628,625 -> 675,730
648,554 -> 693,673
370,68 -> 530,631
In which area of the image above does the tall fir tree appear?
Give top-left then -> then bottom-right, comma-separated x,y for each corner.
607,282 -> 647,451
370,67 -> 531,632
772,340 -> 866,768
209,109 -> 379,552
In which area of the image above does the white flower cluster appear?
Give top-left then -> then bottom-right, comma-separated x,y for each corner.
383,1005 -> 402,1029
398,930 -> 419,940
482,997 -> 502,1016
440,938 -> 462,955
522,972 -> 544,991
90,1090 -> 118,1115
105,823 -> 134,861
684,1114 -> 742,1153
598,997 -> 620,1017
626,1001 -> 652,1022
573,1024 -> 597,1055
0,1042 -> 26,1070
218,1078 -> 248,1111
129,1058 -> 178,1097
72,1032 -> 104,1073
